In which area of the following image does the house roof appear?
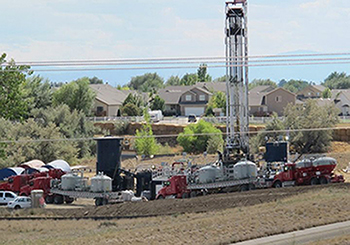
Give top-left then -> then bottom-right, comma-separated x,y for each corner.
90,84 -> 128,106
90,84 -> 146,106
158,86 -> 194,104
312,85 -> 327,92
248,86 -> 275,106
201,82 -> 226,92
249,85 -> 275,93
315,98 -> 334,107
248,87 -> 296,106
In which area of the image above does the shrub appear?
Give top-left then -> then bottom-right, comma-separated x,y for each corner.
177,120 -> 223,153
134,111 -> 159,157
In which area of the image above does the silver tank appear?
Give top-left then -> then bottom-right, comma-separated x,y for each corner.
90,173 -> 112,193
61,173 -> 80,190
197,165 -> 222,184
233,160 -> 257,179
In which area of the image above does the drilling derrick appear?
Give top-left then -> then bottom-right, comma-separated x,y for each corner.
224,1 -> 249,164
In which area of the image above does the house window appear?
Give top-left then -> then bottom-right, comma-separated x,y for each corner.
275,96 -> 282,102
97,106 -> 104,113
185,95 -> 192,101
199,95 -> 205,101
316,92 -> 320,96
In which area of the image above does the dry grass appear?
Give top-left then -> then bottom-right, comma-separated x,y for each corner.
1,188 -> 349,245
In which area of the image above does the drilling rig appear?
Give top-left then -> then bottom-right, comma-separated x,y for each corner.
223,0 -> 249,164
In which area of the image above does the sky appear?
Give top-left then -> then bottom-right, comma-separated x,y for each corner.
1,0 -> 350,86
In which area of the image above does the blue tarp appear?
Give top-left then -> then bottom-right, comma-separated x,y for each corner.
0,167 -> 25,181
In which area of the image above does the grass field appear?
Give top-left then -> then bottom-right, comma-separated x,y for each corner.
1,187 -> 349,245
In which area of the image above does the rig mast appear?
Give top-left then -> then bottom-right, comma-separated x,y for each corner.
224,1 -> 249,164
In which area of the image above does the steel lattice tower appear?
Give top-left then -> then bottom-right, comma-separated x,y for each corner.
224,1 -> 249,163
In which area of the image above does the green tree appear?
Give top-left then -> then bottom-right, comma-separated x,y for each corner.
177,120 -> 223,153
122,103 -> 142,116
278,79 -> 287,87
123,93 -> 146,107
249,79 -> 277,90
53,77 -> 96,115
165,75 -> 181,86
116,85 -> 130,90
89,76 -> 103,84
250,101 -> 338,154
24,75 -> 53,112
127,73 -> 164,92
197,64 -> 212,83
284,100 -> 339,154
213,75 -> 226,83
150,95 -> 165,111
322,88 -> 332,98
0,118 -> 78,168
180,73 -> 198,86
0,53 -> 32,120
205,91 -> 226,116
31,104 -> 95,158
282,79 -> 309,93
135,111 -> 159,157
323,72 -> 350,89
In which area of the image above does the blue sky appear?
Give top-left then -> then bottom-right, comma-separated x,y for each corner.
1,0 -> 350,86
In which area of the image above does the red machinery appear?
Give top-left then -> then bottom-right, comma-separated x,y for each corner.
156,175 -> 189,199
270,157 -> 344,188
0,169 -> 70,204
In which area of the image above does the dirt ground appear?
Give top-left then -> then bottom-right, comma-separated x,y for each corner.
0,184 -> 348,219
1,186 -> 350,245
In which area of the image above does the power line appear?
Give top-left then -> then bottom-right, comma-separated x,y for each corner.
6,51 -> 350,66
1,59 -> 350,73
2,55 -> 350,68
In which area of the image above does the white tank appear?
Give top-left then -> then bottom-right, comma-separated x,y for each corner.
61,173 -> 80,190
234,160 -> 257,179
90,173 -> 112,193
197,165 -> 222,184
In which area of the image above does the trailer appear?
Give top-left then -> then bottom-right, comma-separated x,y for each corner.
50,188 -> 128,206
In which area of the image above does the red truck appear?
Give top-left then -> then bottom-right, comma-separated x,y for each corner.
156,175 -> 189,199
0,169 -> 72,204
270,157 -> 344,188
156,157 -> 345,199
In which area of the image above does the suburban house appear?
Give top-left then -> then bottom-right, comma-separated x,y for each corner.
248,86 -> 296,116
158,83 -> 298,117
89,84 -> 149,117
332,89 -> 350,116
158,86 -> 212,116
297,85 -> 327,100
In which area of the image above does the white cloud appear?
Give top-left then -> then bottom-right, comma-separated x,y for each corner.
300,0 -> 330,9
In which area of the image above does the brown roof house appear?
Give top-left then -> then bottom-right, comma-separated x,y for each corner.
89,84 -> 130,117
249,86 -> 296,116
297,85 -> 327,100
158,85 -> 212,116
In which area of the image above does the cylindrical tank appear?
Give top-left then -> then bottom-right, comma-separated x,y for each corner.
94,137 -> 123,177
90,173 -> 112,193
233,160 -> 257,179
197,165 -> 221,184
61,173 -> 80,191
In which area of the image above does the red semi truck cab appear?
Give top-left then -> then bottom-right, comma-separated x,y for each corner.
156,175 -> 189,199
272,157 -> 344,187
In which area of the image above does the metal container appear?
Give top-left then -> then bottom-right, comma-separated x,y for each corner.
61,173 -> 80,191
197,165 -> 222,184
90,173 -> 112,193
94,137 -> 123,191
233,160 -> 257,179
